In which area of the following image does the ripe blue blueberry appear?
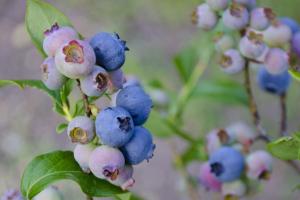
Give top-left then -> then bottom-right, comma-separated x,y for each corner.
250,8 -> 275,30
239,31 -> 267,59
109,165 -> 135,190
222,3 -> 249,30
90,32 -> 129,72
280,17 -> 300,35
95,107 -> 134,147
55,39 -> 96,79
116,85 -> 152,125
214,33 -> 235,53
120,126 -> 156,165
263,21 -> 292,47
43,23 -> 78,57
257,67 -> 291,95
192,4 -> 218,31
219,49 -> 245,74
206,0 -> 229,11
67,116 -> 95,144
74,143 -> 97,173
209,147 -> 245,182
292,32 -> 300,57
264,48 -> 289,74
33,186 -> 63,200
198,162 -> 222,192
40,57 -> 66,90
80,66 -> 109,97
89,145 -> 125,180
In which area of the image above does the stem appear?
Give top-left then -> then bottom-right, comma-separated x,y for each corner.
76,79 -> 92,117
164,118 -> 196,143
244,61 -> 270,142
280,93 -> 287,137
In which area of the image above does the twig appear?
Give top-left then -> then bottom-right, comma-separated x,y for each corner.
76,79 -> 92,117
279,93 -> 287,137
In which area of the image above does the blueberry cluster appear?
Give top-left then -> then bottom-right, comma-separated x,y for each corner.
40,23 -> 155,190
193,0 -> 297,95
199,122 -> 273,199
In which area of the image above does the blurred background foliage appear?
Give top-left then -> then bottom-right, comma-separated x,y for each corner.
1,0 -> 300,199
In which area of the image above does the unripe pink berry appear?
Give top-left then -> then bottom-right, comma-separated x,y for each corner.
109,165 -> 135,190
219,49 -> 245,74
246,150 -> 273,180
222,3 -> 249,30
264,48 -> 289,75
89,145 -> 125,180
192,4 -> 218,31
239,31 -> 267,59
263,22 -> 292,47
43,23 -> 78,57
74,143 -> 97,173
206,0 -> 229,11
222,180 -> 246,199
55,40 -> 95,79
198,162 -> 222,192
206,129 -> 229,155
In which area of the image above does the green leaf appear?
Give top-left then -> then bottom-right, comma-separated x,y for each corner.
60,79 -> 73,104
289,69 -> 300,82
0,80 -> 61,105
26,0 -> 73,56
193,79 -> 248,106
56,123 -> 68,134
21,151 -> 123,200
267,136 -> 300,160
115,193 -> 132,200
144,110 -> 173,138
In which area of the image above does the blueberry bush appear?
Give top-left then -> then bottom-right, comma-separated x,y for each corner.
1,0 -> 300,200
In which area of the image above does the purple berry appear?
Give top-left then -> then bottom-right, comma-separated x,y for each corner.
120,126 -> 155,165
74,143 -> 97,173
239,31 -> 267,59
198,162 -> 222,192
246,150 -> 273,180
55,40 -> 95,79
80,66 -> 109,97
107,69 -> 125,93
264,48 -> 289,74
108,165 -> 135,190
250,8 -> 275,30
206,0 -> 229,11
116,85 -> 152,125
89,145 -> 125,180
40,57 -> 66,90
263,21 -> 292,47
219,49 -> 245,74
222,3 -> 249,30
280,17 -> 300,35
43,23 -> 78,57
292,32 -> 300,57
192,4 -> 218,31
214,33 -> 235,53
33,186 -> 63,200
67,116 -> 95,144
222,180 -> 246,199
95,107 -> 134,147
257,67 -> 291,95
90,32 -> 128,71
209,147 -> 245,182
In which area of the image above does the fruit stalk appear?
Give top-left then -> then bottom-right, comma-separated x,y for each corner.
76,79 -> 92,117
279,93 -> 287,136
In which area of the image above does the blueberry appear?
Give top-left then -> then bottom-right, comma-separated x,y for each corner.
123,75 -> 141,88
74,143 -> 97,173
235,0 -> 256,10
40,57 -> 66,90
219,49 -> 245,74
192,4 -> 218,31
214,33 -> 235,53
43,23 -> 78,57
264,48 -> 289,75
55,39 -> 95,79
198,162 -> 222,192
90,32 -> 128,71
80,66 -> 109,97
209,147 -> 245,182
206,0 -> 229,11
246,150 -> 273,180
116,85 -> 152,125
89,145 -> 125,180
226,122 -> 255,149
120,126 -> 155,165
263,21 -> 292,47
221,180 -> 246,199
250,8 -> 275,30
33,186 -> 63,200
108,165 -> 135,190
292,32 -> 300,57
108,69 -> 125,93
206,129 -> 230,155
239,31 -> 267,59
280,17 -> 300,35
222,3 -> 249,30
0,189 -> 23,200
95,107 -> 134,147
257,67 -> 291,95
67,116 -> 95,144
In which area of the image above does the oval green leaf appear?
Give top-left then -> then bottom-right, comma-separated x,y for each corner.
21,151 -> 123,199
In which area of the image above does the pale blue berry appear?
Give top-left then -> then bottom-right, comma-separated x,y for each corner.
264,48 -> 289,74
193,4 -> 218,31
206,0 -> 229,11
263,22 -> 292,47
219,49 -> 245,74
74,143 -> 97,173
250,8 -> 275,30
222,3 -> 249,30
67,116 -> 95,144
239,31 -> 267,59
